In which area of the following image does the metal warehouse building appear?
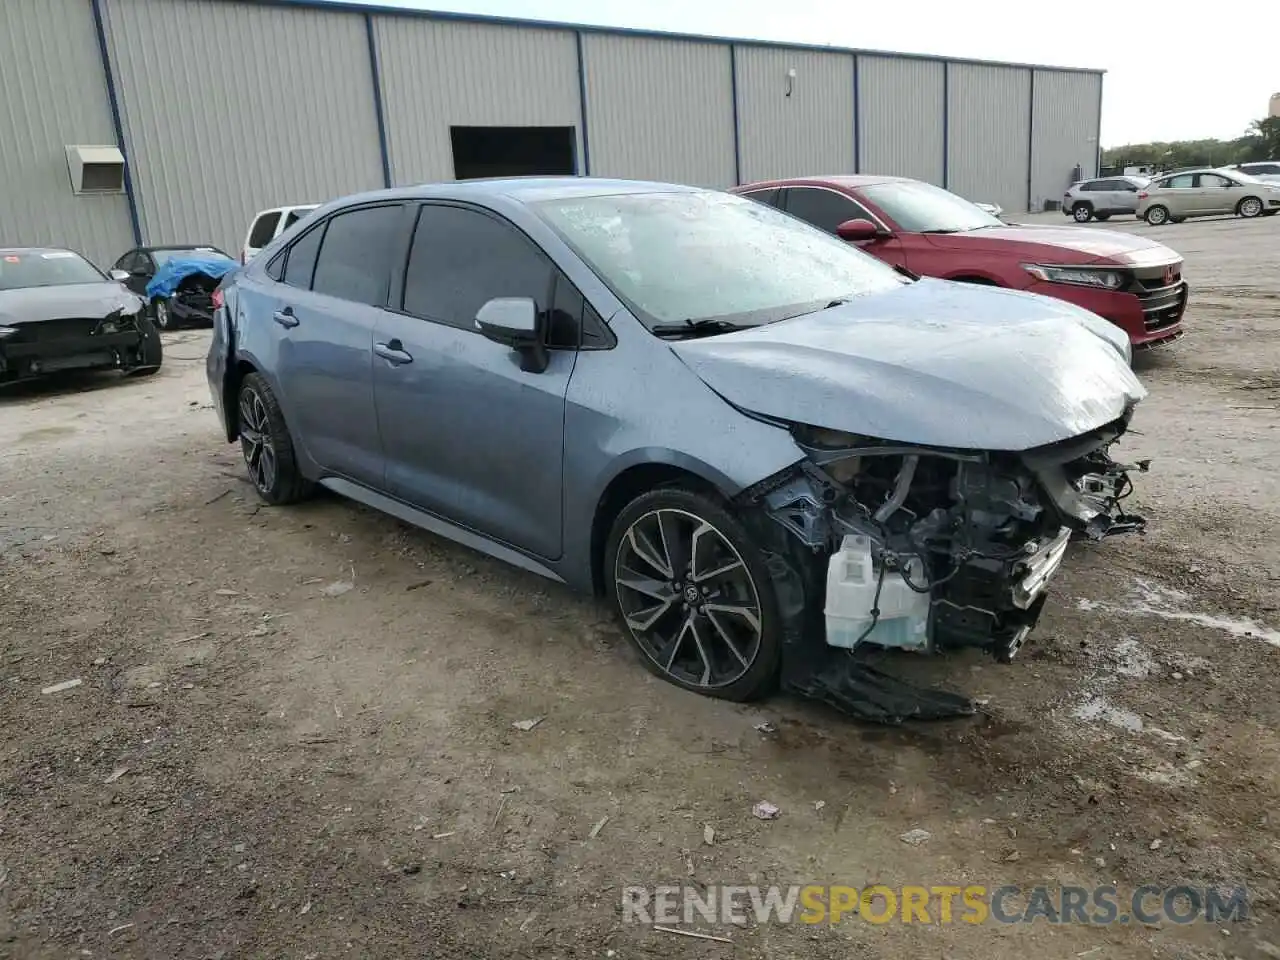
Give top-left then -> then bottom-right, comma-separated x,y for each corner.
0,0 -> 1103,266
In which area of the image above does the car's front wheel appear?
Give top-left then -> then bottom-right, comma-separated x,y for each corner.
153,297 -> 174,330
1238,196 -> 1263,218
605,488 -> 782,702
1144,205 -> 1170,225
1071,203 -> 1093,223
237,373 -> 311,505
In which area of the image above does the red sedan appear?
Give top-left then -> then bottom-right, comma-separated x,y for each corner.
731,176 -> 1186,349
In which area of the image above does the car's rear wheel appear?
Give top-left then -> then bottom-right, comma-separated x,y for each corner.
1071,202 -> 1093,223
1145,205 -> 1170,225
605,488 -> 782,702
237,372 -> 310,505
1238,196 -> 1263,218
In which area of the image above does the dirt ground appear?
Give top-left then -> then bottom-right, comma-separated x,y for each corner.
2,211 -> 1279,960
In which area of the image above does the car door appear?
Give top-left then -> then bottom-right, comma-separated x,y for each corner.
1198,173 -> 1240,214
1096,179 -> 1126,214
114,251 -> 148,296
371,202 -> 575,560
1115,178 -> 1142,213
781,186 -> 909,271
266,203 -> 403,487
1158,174 -> 1197,216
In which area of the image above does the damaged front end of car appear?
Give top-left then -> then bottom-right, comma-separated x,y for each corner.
736,413 -> 1147,723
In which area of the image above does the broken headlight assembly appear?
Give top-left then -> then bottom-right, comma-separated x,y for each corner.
751,421 -> 1146,667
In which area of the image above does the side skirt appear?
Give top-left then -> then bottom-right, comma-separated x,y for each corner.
318,477 -> 566,585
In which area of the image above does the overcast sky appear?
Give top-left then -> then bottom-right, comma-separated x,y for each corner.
334,0 -> 1276,146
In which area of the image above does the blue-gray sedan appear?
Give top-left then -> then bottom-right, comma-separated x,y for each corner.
207,178 -> 1146,720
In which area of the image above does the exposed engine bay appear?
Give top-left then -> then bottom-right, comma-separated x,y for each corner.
168,272 -> 220,325
739,415 -> 1147,722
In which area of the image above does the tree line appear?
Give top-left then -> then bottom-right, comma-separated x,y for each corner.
1104,116 -> 1280,172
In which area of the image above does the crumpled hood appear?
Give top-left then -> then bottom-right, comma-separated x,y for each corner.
0,283 -> 144,325
932,223 -> 1179,267
671,278 -> 1146,451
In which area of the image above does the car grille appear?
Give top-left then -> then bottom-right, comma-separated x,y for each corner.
1129,266 -> 1187,332
5,316 -> 133,343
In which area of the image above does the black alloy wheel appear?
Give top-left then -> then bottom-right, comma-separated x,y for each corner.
607,490 -> 782,701
236,373 -> 310,505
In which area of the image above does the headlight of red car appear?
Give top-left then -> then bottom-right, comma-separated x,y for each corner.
1021,264 -> 1127,290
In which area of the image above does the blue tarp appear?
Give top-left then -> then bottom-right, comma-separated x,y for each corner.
145,254 -> 236,300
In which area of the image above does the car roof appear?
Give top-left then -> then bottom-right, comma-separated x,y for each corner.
137,244 -> 225,252
735,174 -> 913,191
301,177 -> 706,214
0,246 -> 79,257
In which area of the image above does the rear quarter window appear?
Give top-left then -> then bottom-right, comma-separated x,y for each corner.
248,211 -> 281,248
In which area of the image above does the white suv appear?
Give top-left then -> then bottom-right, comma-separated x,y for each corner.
240,204 -> 318,263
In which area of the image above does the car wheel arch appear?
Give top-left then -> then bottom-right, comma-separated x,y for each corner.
947,273 -> 1004,286
588,459 -> 737,597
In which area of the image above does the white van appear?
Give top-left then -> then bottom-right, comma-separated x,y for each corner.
240,204 -> 318,263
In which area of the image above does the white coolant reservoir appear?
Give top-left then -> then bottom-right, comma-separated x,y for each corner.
824,535 -> 931,651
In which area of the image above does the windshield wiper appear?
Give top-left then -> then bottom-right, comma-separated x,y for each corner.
892,264 -> 920,281
650,318 -> 750,339
919,228 -> 959,234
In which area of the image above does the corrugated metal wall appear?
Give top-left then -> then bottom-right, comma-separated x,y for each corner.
857,56 -> 945,186
374,17 -> 582,186
581,34 -> 736,188
1031,69 -> 1102,211
99,0 -> 384,254
947,63 -> 1032,213
0,0 -> 134,266
734,46 -> 854,183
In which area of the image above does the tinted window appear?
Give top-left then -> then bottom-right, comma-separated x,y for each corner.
283,208 -> 312,229
1081,181 -> 1104,191
740,188 -> 781,208
248,211 -> 281,248
403,205 -> 552,332
784,187 -> 872,233
265,251 -> 286,282
311,205 -> 401,306
282,224 -> 325,290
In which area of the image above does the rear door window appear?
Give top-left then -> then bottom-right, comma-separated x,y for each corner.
1163,174 -> 1195,189
310,204 -> 402,307
402,204 -> 553,333
783,187 -> 874,233
248,211 -> 281,249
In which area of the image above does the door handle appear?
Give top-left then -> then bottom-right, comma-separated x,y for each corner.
273,308 -> 299,329
374,339 -> 413,366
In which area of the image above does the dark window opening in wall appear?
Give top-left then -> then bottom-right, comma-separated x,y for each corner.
450,126 -> 576,181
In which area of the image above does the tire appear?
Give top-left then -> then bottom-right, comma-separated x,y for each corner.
153,297 -> 175,330
1238,196 -> 1263,218
125,314 -> 162,377
1170,217 -> 1186,224
1094,213 -> 1111,221
1071,203 -> 1093,223
604,487 -> 782,702
236,372 -> 311,505
1144,205 -> 1170,226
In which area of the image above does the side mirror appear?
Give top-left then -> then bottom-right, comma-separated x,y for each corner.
835,218 -> 883,242
475,297 -> 548,373
109,268 -> 129,282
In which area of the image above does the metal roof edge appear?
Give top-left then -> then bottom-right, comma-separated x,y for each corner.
233,0 -> 1107,76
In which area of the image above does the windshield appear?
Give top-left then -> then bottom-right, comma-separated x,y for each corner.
859,180 -> 1003,233
532,190 -> 903,330
152,247 -> 230,266
0,250 -> 104,290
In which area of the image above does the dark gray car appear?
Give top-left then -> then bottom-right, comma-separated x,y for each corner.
207,178 -> 1147,720
0,247 -> 161,384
